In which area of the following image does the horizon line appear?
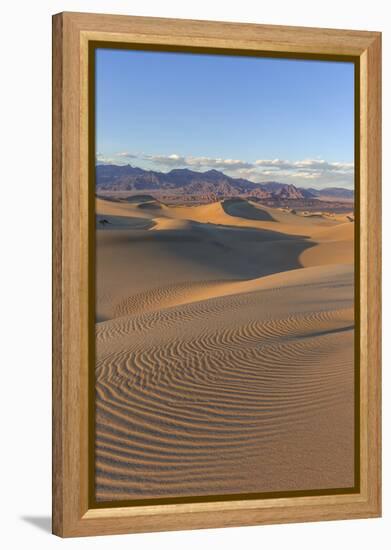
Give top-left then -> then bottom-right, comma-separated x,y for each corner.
95,162 -> 354,191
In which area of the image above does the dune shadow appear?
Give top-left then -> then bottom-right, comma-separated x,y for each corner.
301,324 -> 354,340
137,202 -> 162,210
123,194 -> 156,203
222,198 -> 276,222
99,219 -> 316,281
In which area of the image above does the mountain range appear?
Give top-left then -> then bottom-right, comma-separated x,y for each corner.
96,164 -> 353,201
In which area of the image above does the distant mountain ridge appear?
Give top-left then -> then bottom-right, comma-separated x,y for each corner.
96,164 -> 353,201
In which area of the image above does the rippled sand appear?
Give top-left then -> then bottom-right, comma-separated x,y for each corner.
95,197 -> 355,502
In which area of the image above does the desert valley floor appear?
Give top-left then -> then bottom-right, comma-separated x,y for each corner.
95,196 -> 355,502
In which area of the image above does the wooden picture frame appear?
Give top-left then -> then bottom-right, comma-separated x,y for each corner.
52,11 -> 381,538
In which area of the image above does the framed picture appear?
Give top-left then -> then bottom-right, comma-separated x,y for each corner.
52,12 -> 381,537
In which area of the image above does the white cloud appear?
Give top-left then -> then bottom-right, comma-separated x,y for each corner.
252,158 -> 354,187
144,153 -> 253,171
95,152 -> 113,164
115,151 -> 138,158
96,151 -> 354,188
255,158 -> 353,172
144,153 -> 186,165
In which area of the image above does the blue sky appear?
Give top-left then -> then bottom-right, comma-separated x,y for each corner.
96,48 -> 355,188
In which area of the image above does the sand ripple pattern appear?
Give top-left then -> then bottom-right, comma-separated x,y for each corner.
95,271 -> 354,501
113,280 -> 230,318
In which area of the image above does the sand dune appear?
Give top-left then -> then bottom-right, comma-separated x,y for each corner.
94,196 -> 355,501
300,223 -> 354,267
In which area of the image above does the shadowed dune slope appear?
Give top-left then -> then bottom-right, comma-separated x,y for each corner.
222,198 -> 277,222
95,223 -> 316,321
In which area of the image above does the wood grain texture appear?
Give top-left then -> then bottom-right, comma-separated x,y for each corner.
52,11 -> 381,537
52,12 -> 63,537
360,34 -> 382,512
66,11 -> 378,55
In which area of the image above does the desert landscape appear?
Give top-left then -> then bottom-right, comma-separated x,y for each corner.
94,178 -> 355,502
